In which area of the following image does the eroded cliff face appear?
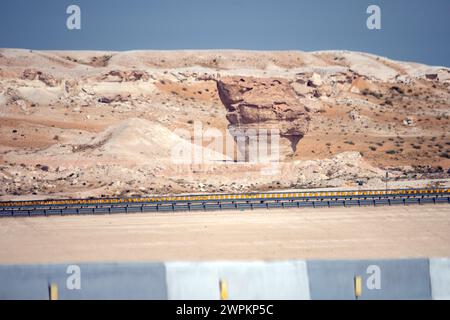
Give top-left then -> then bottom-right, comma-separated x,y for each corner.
216,76 -> 310,159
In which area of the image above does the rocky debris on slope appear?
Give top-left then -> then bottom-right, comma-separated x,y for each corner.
88,55 -> 112,67
291,70 -> 364,102
348,110 -> 361,121
4,87 -> 22,103
89,55 -> 112,67
293,152 -> 384,188
216,76 -> 311,159
71,133 -> 112,153
65,54 -> 112,67
402,117 -> 415,126
22,69 -> 59,87
2,88 -> 33,113
97,94 -> 131,104
64,79 -> 79,94
100,70 -> 150,82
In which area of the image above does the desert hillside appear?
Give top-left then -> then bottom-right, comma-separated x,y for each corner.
0,49 -> 449,200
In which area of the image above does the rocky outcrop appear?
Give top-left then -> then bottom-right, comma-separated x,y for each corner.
97,94 -> 131,104
216,76 -> 310,159
100,70 -> 149,82
22,69 -> 59,87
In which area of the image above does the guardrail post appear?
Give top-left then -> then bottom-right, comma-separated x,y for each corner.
49,283 -> 58,300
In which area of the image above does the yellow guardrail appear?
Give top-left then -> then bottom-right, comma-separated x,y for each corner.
0,188 -> 449,208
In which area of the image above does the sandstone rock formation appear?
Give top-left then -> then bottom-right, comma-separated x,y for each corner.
216,76 -> 310,159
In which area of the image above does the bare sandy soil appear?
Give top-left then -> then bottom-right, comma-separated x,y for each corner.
1,204 -> 449,264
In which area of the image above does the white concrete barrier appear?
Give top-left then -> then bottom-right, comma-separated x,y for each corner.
430,258 -> 450,300
165,261 -> 310,300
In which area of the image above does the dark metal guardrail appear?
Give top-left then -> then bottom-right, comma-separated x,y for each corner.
0,188 -> 449,217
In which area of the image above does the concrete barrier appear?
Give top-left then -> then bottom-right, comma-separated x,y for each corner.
306,259 -> 431,300
0,264 -> 59,299
430,258 -> 450,300
165,261 -> 310,300
0,262 -> 167,300
0,258 -> 444,300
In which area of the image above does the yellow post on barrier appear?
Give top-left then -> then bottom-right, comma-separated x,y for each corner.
354,276 -> 362,299
219,279 -> 228,300
49,283 -> 58,300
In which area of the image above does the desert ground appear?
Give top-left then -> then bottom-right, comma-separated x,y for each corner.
1,204 -> 449,264
1,49 -> 449,201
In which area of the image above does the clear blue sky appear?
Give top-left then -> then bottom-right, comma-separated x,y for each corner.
0,0 -> 449,66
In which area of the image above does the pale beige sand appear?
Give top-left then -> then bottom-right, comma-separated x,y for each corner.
0,204 -> 449,264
